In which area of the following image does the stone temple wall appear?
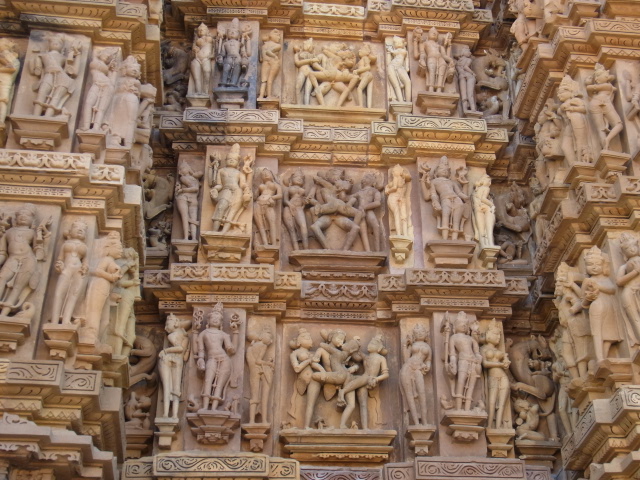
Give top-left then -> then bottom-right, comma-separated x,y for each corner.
0,1 -> 639,480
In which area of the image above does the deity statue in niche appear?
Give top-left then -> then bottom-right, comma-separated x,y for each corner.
0,38 -> 20,124
282,169 -> 310,251
412,27 -> 454,93
353,172 -> 384,252
216,18 -> 251,88
354,43 -> 376,108
420,156 -> 470,241
174,163 -> 202,241
386,165 -> 412,240
258,29 -> 282,100
399,324 -> 432,426
190,23 -> 214,96
441,312 -> 483,412
84,231 -> 122,348
50,220 -> 89,325
253,168 -> 282,247
209,143 -> 254,234
293,39 -> 321,105
455,45 -> 477,113
308,168 -> 366,251
287,327 -> 321,428
195,303 -> 241,411
158,313 -> 192,419
582,246 -> 622,363
617,233 -> 640,348
385,36 -> 411,103
78,47 -> 118,131
245,326 -> 274,424
31,33 -> 81,117
108,247 -> 140,357
0,204 -> 51,317
481,320 -> 510,429
471,174 -> 496,249
104,56 -> 141,148
557,75 -> 593,164
585,63 -> 623,151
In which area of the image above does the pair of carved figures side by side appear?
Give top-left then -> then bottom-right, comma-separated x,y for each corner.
585,63 -> 623,152
209,144 -> 254,234
471,174 -> 496,249
441,312 -> 484,413
288,328 -> 389,430
253,168 -> 282,247
191,23 -> 214,96
246,327 -> 274,424
399,324 -> 432,426
557,75 -> 593,164
386,36 -> 411,104
481,320 -> 510,429
258,30 -> 282,99
50,220 -> 88,325
413,27 -> 454,93
158,313 -> 192,419
30,33 -> 81,118
0,38 -> 20,125
175,163 -> 202,241
216,18 -> 251,89
195,303 -> 241,411
0,204 -> 51,319
386,165 -> 412,242
420,156 -> 471,241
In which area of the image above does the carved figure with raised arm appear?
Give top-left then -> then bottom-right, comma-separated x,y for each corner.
175,163 -> 202,241
472,174 -> 496,249
399,323 -> 432,426
413,27 -> 454,93
282,169 -> 310,251
216,18 -> 251,88
616,232 -> 640,347
191,23 -> 214,95
0,204 -> 51,317
585,63 -> 623,151
481,319 -> 510,429
557,75 -> 593,164
196,303 -> 241,411
421,156 -> 470,240
85,231 -> 122,345
246,327 -> 274,424
158,313 -> 192,419
581,246 -> 622,363
253,168 -> 282,247
0,38 -> 20,124
386,36 -> 411,103
109,247 -> 140,356
50,220 -> 88,325
31,33 -> 81,117
386,165 -> 412,239
79,47 -> 118,131
354,43 -> 376,108
258,29 -> 282,99
456,45 -> 477,112
209,143 -> 254,233
308,42 -> 359,107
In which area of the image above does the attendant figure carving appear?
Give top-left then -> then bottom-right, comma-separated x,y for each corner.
175,163 -> 202,241
31,33 -> 81,117
288,327 -> 320,428
209,144 -> 254,233
557,75 -> 593,164
585,63 -> 623,151
0,38 -> 20,124
354,172 -> 384,252
471,174 -> 496,249
258,30 -> 281,100
282,169 -> 310,250
195,303 -> 240,411
50,220 -> 88,325
386,165 -> 412,240
246,327 -> 274,424
399,324 -> 432,426
191,23 -> 214,95
79,47 -> 118,131
616,233 -> 640,347
105,56 -> 141,148
354,43 -> 376,108
158,313 -> 192,418
293,39 -> 321,105
0,204 -> 51,317
385,36 -> 411,103
253,168 -> 282,247
481,320 -> 510,429
109,247 -> 140,356
455,45 -> 477,112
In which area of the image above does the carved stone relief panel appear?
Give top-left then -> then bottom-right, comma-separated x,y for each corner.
170,154 -> 204,263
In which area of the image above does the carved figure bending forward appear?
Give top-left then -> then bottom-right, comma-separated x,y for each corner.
399,324 -> 432,426
158,313 -> 192,418
196,303 -> 240,411
0,204 -> 51,317
50,220 -> 88,325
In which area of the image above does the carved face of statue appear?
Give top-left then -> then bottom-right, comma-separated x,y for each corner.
297,330 -> 313,349
329,330 -> 346,348
435,164 -> 450,179
15,209 -> 35,227
207,312 -> 222,329
325,168 -> 343,185
269,30 -> 281,43
361,173 -> 375,188
585,256 -> 604,276
454,312 -> 469,333
412,324 -> 428,342
556,85 -> 572,102
260,330 -> 273,346
486,326 -> 501,346
291,170 -> 305,187
107,238 -> 124,259
621,236 -> 640,258
368,337 -> 384,353
343,337 -> 360,354
227,26 -> 239,40
69,221 -> 87,241
393,36 -> 404,48
427,29 -> 438,41
197,23 -> 209,38
226,153 -> 239,168
165,314 -> 178,333
303,38 -> 314,53
358,44 -> 371,58
261,169 -> 274,182
49,35 -> 64,52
